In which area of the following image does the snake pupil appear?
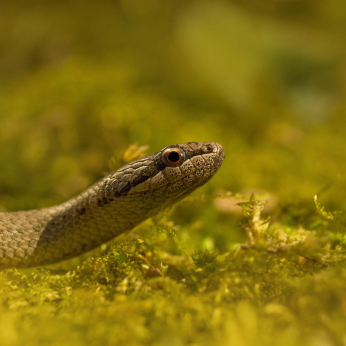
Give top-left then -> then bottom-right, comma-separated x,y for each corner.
167,151 -> 180,163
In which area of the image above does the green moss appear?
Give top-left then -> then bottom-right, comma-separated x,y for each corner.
1,194 -> 346,345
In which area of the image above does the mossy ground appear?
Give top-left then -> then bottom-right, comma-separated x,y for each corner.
1,193 -> 346,345
1,1 -> 346,345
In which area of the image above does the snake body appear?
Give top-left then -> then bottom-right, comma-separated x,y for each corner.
0,142 -> 225,268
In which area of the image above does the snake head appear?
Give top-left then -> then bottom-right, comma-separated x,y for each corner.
116,141 -> 225,202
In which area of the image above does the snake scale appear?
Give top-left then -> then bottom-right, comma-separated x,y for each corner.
0,141 -> 225,268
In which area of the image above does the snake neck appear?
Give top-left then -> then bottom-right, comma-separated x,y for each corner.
0,184 -> 156,268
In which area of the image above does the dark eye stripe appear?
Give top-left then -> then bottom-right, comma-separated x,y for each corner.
155,159 -> 166,171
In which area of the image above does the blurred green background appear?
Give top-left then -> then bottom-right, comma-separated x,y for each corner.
1,1 -> 346,345
1,0 -> 346,249
2,0 -> 346,196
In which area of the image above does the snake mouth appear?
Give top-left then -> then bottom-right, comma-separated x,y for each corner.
215,142 -> 225,165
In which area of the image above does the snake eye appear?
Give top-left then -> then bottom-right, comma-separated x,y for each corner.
162,148 -> 185,167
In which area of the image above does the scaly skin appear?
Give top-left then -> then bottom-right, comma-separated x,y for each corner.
0,142 -> 225,268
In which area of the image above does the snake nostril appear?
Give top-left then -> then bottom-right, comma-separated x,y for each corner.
206,145 -> 214,153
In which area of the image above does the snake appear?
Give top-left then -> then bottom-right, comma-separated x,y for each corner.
0,141 -> 225,269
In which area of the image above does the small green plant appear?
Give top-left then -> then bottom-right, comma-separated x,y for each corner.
237,193 -> 271,247
108,143 -> 149,172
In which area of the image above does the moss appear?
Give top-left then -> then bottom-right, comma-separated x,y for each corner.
1,193 -> 346,345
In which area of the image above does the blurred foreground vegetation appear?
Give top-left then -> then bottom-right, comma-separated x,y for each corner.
1,0 -> 346,345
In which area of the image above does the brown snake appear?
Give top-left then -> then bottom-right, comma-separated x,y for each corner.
0,142 -> 225,268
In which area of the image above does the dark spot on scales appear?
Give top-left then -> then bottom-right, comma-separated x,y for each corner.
77,207 -> 86,215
